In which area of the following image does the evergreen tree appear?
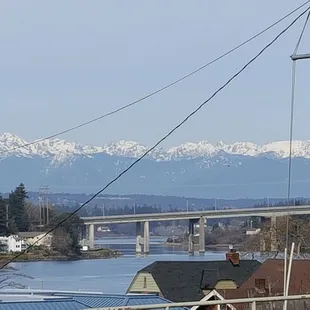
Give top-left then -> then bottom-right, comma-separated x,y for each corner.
0,196 -> 8,235
9,183 -> 29,232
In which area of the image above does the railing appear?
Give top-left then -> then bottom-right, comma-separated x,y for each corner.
91,294 -> 310,310
81,205 -> 310,224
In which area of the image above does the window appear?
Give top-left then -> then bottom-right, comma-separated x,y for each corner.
143,276 -> 147,289
255,278 -> 266,290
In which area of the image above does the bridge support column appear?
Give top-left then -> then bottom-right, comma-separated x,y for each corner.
88,223 -> 95,250
188,219 -> 195,256
270,216 -> 277,252
199,217 -> 205,255
260,234 -> 266,252
136,222 -> 142,254
144,221 -> 150,254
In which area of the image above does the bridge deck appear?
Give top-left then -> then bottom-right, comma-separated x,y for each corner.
81,205 -> 310,224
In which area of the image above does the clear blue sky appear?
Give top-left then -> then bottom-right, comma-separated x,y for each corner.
0,1 -> 309,147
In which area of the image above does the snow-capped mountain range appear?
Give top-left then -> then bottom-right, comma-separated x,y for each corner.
1,133 -> 310,198
0,132 -> 310,162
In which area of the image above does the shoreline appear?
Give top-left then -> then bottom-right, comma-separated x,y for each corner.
0,248 -> 123,263
164,242 -> 242,250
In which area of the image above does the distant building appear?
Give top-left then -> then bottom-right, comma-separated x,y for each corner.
0,235 -> 27,253
97,226 -> 111,232
18,232 -> 52,247
246,228 -> 261,235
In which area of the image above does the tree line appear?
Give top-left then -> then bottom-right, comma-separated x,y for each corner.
0,183 -> 84,254
0,183 -> 29,234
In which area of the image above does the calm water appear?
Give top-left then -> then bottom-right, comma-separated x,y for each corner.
11,237 -> 226,293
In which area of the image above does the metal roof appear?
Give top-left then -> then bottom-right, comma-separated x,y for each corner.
70,294 -> 186,309
0,292 -> 187,310
0,299 -> 87,310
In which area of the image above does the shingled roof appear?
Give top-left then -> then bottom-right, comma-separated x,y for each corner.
139,260 -> 261,302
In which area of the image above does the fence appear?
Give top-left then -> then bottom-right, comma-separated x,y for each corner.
91,294 -> 310,310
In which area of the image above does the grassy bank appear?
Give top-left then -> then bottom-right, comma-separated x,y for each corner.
0,247 -> 122,263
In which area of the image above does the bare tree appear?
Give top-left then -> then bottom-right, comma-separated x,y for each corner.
51,227 -> 71,255
243,215 -> 310,254
24,203 -> 40,231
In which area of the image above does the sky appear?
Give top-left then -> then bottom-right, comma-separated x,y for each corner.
0,1 -> 309,148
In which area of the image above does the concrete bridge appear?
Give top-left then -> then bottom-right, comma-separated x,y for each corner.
81,205 -> 310,255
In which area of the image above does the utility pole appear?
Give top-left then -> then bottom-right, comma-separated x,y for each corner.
46,192 -> 49,225
283,19 -> 310,308
39,186 -> 50,226
5,204 -> 9,229
38,191 -> 42,226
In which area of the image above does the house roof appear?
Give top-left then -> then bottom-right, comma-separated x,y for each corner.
138,260 -> 261,302
60,293 -> 185,308
18,232 -> 47,238
0,299 -> 86,310
223,258 -> 310,299
0,291 -> 186,310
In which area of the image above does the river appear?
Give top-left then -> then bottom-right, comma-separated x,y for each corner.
11,237 -> 226,293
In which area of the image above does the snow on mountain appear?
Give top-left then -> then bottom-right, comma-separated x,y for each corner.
167,141 -> 218,159
103,140 -> 148,157
1,133 -> 310,162
261,141 -> 310,158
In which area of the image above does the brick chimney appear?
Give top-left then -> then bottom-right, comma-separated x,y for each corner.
226,245 -> 240,266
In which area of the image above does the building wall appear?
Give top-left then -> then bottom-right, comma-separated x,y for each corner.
0,236 -> 27,253
127,272 -> 161,294
246,228 -> 261,235
215,280 -> 237,290
25,233 -> 52,247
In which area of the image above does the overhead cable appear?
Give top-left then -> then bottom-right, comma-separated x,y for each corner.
1,5 -> 309,269
1,1 -> 310,156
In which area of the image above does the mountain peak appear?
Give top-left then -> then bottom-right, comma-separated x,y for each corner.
0,132 -> 310,162
0,132 -> 25,142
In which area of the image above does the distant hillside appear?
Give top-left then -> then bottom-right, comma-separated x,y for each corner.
24,192 -> 301,212
1,133 -> 310,198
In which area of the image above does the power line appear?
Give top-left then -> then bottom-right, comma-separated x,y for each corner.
1,1 -> 310,156
1,5 -> 309,269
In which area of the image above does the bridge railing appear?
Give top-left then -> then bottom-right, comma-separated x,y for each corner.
91,294 -> 310,310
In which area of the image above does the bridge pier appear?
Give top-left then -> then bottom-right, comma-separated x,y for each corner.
260,234 -> 266,252
199,217 -> 205,255
88,223 -> 95,250
136,222 -> 142,254
144,221 -> 150,254
270,216 -> 277,252
188,219 -> 195,256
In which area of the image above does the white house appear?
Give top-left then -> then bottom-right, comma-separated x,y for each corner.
0,235 -> 27,253
246,228 -> 261,235
18,232 -> 52,247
